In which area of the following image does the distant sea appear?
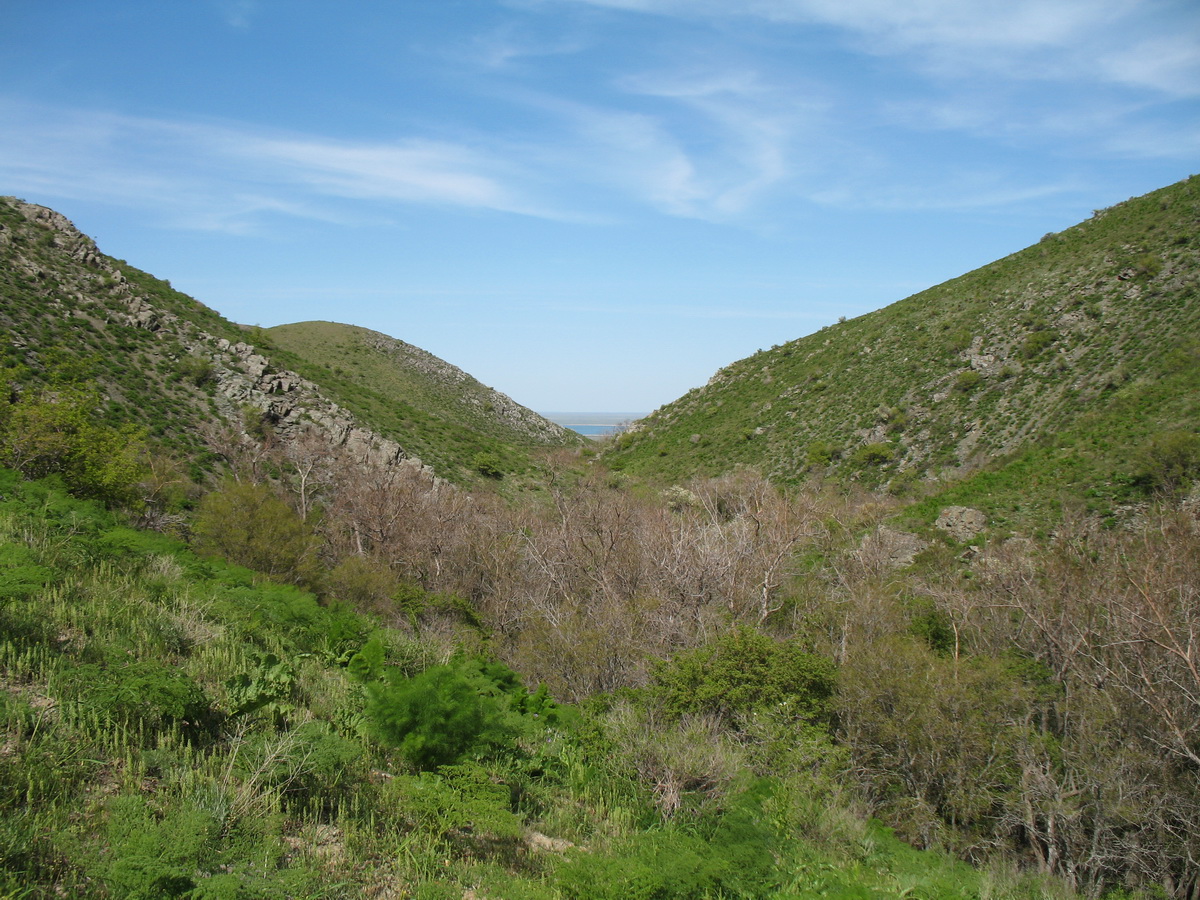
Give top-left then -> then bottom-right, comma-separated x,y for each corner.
540,412 -> 647,439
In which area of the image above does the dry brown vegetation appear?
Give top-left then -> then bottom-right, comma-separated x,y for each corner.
186,424 -> 1200,899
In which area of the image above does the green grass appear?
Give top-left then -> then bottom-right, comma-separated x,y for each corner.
0,467 -> 1065,898
603,175 -> 1200,528
265,321 -> 583,481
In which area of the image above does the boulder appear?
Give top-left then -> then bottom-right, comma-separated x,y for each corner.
935,506 -> 987,542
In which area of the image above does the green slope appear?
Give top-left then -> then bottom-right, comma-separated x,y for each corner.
0,198 -> 240,471
265,320 -> 584,481
0,197 -> 581,485
603,175 -> 1200,525
0,468 -> 1030,899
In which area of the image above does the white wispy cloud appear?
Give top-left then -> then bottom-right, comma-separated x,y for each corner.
533,0 -> 1196,218
234,136 -> 520,208
810,174 -> 1077,213
884,85 -> 1200,164
473,84 -> 711,218
461,23 -> 588,70
1100,31 -> 1200,96
616,68 -> 813,217
491,63 -> 829,222
0,99 -> 556,230
553,0 -> 1200,95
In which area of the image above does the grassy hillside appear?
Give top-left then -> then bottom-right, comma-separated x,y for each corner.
4,182 -> 1197,897
0,198 -> 582,486
0,200 -> 238,473
0,468 -> 1032,899
603,176 -> 1200,527
265,321 -> 584,482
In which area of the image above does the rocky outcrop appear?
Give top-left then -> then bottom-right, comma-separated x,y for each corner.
935,506 -> 988,542
194,339 -> 429,474
860,525 -> 928,569
2,198 -> 432,476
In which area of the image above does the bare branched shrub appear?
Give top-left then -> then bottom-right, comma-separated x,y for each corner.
912,505 -> 1200,896
604,702 -> 745,818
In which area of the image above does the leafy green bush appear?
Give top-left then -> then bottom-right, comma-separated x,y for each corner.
473,451 -> 505,479
804,440 -> 837,468
653,627 -> 835,728
951,370 -> 983,394
849,442 -> 894,467
0,544 -> 54,600
1019,330 -> 1057,359
224,652 -> 296,721
388,761 -> 522,841
327,554 -> 400,613
346,635 -> 386,684
0,377 -> 147,506
1135,252 -> 1162,278
1133,430 -> 1200,495
176,353 -> 216,388
366,664 -> 507,770
192,481 -> 319,584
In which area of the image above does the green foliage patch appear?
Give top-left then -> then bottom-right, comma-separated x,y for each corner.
653,626 -> 836,727
366,664 -> 506,770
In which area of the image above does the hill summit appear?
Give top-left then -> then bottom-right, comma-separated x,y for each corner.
265,320 -> 580,477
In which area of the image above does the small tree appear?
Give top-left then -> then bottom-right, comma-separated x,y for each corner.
192,480 -> 319,584
366,664 -> 503,770
0,375 -> 146,507
473,451 -> 504,479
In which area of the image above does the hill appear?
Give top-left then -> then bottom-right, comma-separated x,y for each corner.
3,187 -> 1198,898
603,176 -> 1200,527
0,197 -> 579,485
265,321 -> 582,481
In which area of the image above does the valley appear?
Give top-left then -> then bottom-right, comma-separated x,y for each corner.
0,178 -> 1198,899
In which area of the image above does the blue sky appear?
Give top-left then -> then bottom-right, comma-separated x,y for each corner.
2,1 -> 1197,412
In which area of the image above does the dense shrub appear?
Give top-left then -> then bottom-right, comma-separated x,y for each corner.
473,451 -> 504,479
1018,329 -> 1056,359
0,375 -> 147,506
556,785 -> 781,900
366,664 -> 506,770
176,353 -> 216,388
192,480 -> 319,584
0,544 -> 54,599
951,370 -> 983,394
1133,429 -> 1200,495
653,627 -> 835,728
850,442 -> 894,467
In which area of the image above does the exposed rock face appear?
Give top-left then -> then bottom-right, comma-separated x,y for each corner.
935,506 -> 988,542
860,525 -> 928,569
2,198 -> 431,476
207,338 -> 415,470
